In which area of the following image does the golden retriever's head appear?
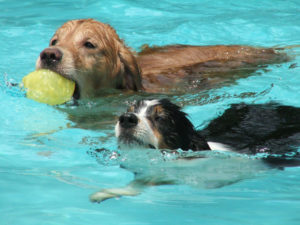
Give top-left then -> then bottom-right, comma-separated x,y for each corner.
36,19 -> 143,99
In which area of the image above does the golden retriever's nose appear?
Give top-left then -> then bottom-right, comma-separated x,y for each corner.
119,113 -> 138,129
40,48 -> 63,66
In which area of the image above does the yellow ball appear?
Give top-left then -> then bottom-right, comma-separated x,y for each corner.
22,69 -> 75,105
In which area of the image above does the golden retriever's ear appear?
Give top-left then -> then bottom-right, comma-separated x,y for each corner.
118,45 -> 143,91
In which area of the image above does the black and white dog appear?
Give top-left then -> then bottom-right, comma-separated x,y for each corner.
90,99 -> 300,203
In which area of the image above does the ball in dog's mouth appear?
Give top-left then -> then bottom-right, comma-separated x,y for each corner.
22,69 -> 76,105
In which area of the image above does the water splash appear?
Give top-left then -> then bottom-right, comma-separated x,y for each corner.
0,73 -> 24,97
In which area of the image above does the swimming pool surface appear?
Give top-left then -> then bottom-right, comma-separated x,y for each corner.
1,0 -> 300,224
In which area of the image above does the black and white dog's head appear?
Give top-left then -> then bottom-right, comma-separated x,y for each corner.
115,99 -> 209,150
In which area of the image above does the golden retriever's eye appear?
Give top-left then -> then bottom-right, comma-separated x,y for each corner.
51,39 -> 57,46
84,41 -> 96,49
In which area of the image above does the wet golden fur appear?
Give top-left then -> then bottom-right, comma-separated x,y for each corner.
36,19 -> 289,98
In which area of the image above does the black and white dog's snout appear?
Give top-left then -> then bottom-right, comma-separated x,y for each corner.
119,113 -> 138,129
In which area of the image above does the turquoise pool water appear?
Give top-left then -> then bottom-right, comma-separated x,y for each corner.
1,0 -> 300,224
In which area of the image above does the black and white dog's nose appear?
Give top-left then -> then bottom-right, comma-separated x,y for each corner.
119,113 -> 138,129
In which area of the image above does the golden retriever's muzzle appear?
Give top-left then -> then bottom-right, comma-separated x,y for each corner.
39,47 -> 63,69
37,47 -> 80,99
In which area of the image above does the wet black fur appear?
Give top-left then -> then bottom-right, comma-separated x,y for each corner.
152,99 -> 210,150
145,100 -> 300,166
199,103 -> 300,155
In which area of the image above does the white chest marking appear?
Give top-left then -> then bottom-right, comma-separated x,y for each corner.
207,142 -> 233,152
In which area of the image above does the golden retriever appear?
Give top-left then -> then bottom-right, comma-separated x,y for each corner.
36,19 -> 289,98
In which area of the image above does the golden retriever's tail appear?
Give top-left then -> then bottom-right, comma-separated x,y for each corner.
273,44 -> 300,51
273,45 -> 300,62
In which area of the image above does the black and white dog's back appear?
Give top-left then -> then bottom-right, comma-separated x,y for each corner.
200,103 -> 300,156
90,99 -> 300,203
200,103 -> 300,167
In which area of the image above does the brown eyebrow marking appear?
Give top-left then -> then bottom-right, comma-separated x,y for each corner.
153,128 -> 169,149
153,105 -> 165,115
127,105 -> 135,112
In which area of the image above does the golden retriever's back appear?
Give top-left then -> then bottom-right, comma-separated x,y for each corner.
137,44 -> 289,92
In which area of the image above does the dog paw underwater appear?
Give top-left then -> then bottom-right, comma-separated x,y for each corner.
90,99 -> 300,203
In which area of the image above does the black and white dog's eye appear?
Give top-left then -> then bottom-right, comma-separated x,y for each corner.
84,41 -> 96,49
51,39 -> 57,46
154,116 -> 161,121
